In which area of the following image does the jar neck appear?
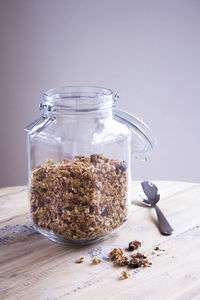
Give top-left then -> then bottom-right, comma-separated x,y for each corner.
42,86 -> 119,113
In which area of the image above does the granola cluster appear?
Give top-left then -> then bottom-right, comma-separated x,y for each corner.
128,240 -> 141,251
108,241 -> 152,271
128,252 -> 151,268
108,248 -> 128,266
30,153 -> 128,242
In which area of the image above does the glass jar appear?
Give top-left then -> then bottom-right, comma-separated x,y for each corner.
25,86 -> 154,245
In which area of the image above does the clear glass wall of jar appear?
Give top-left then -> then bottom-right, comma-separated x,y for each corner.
25,87 -> 154,245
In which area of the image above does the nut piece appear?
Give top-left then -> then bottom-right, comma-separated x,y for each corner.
120,271 -> 131,280
75,256 -> 84,263
128,240 -> 141,251
108,248 -> 128,266
92,256 -> 102,264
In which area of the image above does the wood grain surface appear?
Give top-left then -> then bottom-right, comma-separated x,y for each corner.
0,181 -> 200,300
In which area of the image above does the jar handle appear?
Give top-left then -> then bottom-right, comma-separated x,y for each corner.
113,108 -> 155,161
24,104 -> 56,134
24,115 -> 56,134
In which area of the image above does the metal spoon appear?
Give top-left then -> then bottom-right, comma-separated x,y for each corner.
139,181 -> 174,235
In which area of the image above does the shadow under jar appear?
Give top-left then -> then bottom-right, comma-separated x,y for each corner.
25,86 -> 155,245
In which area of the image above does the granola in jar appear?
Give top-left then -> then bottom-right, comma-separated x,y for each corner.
30,153 -> 129,243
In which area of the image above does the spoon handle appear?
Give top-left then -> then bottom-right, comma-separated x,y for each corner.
154,204 -> 174,235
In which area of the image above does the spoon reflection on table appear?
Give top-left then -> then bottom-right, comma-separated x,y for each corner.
138,181 -> 174,235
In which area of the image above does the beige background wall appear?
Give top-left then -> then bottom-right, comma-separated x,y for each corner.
0,0 -> 200,187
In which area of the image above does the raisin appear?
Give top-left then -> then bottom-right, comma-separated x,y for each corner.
66,206 -> 73,211
101,208 -> 108,217
90,154 -> 98,164
119,163 -> 127,171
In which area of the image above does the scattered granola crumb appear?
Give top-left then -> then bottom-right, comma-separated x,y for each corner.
115,256 -> 128,266
108,248 -> 128,266
128,257 -> 143,268
154,246 -> 165,252
128,253 -> 151,268
75,256 -> 84,263
75,244 -> 153,276
154,246 -> 160,251
151,251 -> 155,255
131,252 -> 147,259
92,256 -> 102,264
128,240 -> 141,251
142,259 -> 152,268
120,271 -> 131,280
108,246 -> 152,269
157,254 -> 161,256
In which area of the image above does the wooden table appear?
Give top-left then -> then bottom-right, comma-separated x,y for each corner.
1,181 -> 200,300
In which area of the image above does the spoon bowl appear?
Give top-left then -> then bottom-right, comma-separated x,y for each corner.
143,196 -> 159,207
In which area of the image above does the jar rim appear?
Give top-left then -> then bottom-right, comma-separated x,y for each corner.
43,86 -> 118,112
